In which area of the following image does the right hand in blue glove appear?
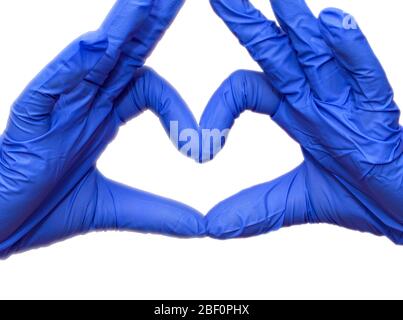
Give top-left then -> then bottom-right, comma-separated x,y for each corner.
201,0 -> 403,243
0,0 -> 205,258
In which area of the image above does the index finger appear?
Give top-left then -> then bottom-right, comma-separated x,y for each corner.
17,0 -> 153,114
210,0 -> 308,97
102,0 -> 186,97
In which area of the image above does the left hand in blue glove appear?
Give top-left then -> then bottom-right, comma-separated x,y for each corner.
202,0 -> 403,243
0,0 -> 205,258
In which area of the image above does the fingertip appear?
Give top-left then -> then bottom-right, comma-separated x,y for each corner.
319,8 -> 360,37
208,0 -> 266,40
206,208 -> 245,239
151,202 -> 207,238
145,192 -> 207,238
101,0 -> 153,33
319,8 -> 347,27
177,210 -> 207,238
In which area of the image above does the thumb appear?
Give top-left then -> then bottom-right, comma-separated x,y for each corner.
206,157 -> 403,242
97,175 -> 206,238
206,165 -> 309,239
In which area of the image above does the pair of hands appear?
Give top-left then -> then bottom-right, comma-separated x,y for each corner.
1,0 -> 402,258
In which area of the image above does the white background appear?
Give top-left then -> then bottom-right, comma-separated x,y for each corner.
0,0 -> 402,300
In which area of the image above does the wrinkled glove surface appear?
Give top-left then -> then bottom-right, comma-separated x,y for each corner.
203,0 -> 403,244
0,0 -> 205,259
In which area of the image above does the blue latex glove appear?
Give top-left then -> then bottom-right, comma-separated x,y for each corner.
202,0 -> 403,243
0,0 -> 205,258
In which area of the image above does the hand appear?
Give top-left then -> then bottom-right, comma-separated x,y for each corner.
0,0 -> 205,258
202,0 -> 403,243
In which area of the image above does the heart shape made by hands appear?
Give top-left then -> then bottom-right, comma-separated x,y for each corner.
1,0 -> 403,259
